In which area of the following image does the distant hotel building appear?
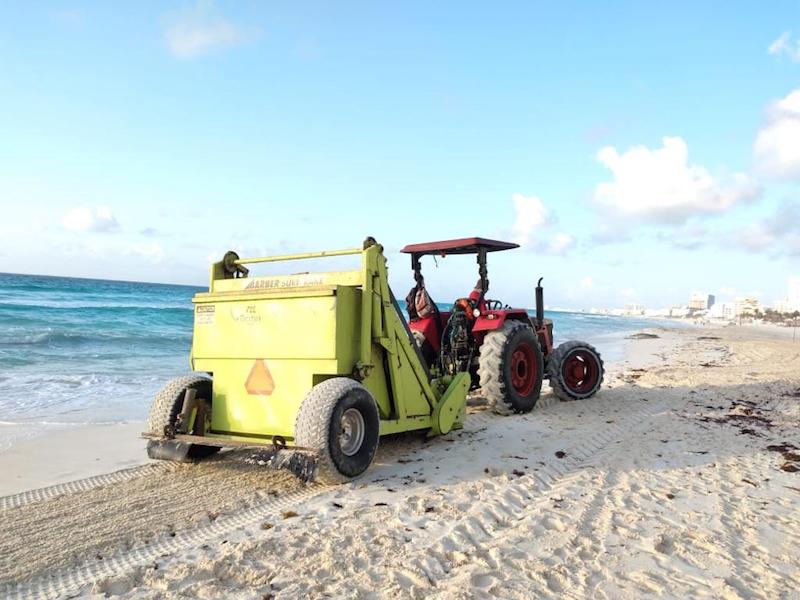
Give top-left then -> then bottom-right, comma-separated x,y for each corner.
688,293 -> 715,311
774,298 -> 796,313
734,297 -> 761,317
773,277 -> 800,314
709,302 -> 734,320
623,303 -> 644,315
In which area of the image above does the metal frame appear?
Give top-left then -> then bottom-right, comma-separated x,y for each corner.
403,237 -> 555,357
180,239 -> 470,453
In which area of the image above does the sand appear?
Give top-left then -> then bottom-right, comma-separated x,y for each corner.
1,325 -> 799,599
0,422 -> 148,497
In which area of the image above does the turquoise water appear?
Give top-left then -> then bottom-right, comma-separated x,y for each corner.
0,273 -> 679,425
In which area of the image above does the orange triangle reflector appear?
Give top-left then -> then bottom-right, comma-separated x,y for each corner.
245,359 -> 275,396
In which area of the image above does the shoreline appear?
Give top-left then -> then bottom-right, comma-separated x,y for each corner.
0,326 -> 659,498
1,321 -> 791,499
0,422 -> 147,497
0,318 -> 800,497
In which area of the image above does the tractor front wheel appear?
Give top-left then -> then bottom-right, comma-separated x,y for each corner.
547,341 -> 604,401
294,378 -> 380,484
478,320 -> 544,413
146,375 -> 220,462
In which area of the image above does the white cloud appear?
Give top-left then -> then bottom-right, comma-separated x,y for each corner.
511,193 -> 549,245
165,1 -> 248,59
768,32 -> 800,62
731,200 -> 800,256
754,89 -> 800,179
548,232 -> 574,255
510,194 -> 577,255
62,206 -> 120,233
656,223 -> 708,250
591,222 -> 631,245
593,137 -> 760,224
128,241 -> 164,264
580,276 -> 593,289
738,222 -> 775,252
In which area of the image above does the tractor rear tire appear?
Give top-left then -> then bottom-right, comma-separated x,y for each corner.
478,320 -> 544,413
547,341 -> 604,401
294,378 -> 380,485
146,375 -> 220,462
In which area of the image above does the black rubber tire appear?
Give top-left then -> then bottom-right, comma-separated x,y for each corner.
478,320 -> 544,413
146,375 -> 220,462
547,341 -> 604,401
294,378 -> 380,485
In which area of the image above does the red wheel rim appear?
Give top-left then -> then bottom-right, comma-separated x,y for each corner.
561,349 -> 600,394
510,343 -> 537,396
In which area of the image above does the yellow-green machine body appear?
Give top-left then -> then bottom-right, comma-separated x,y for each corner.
189,242 -> 468,448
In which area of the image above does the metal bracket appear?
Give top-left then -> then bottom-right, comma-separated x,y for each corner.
222,251 -> 249,279
430,371 -> 469,435
411,253 -> 423,285
477,248 -> 488,308
175,388 -> 198,434
352,361 -> 374,381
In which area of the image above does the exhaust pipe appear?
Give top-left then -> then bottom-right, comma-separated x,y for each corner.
535,277 -> 544,327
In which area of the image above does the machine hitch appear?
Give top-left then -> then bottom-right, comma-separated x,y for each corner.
142,432 -> 320,482
244,447 -> 318,483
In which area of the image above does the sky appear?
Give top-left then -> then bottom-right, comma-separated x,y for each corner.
1,1 -> 799,310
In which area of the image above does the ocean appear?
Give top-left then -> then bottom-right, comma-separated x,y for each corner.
0,272 -> 680,428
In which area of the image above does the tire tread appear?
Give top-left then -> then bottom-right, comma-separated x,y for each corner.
146,374 -> 218,461
478,320 -> 543,413
295,377 -> 377,485
547,340 -> 604,401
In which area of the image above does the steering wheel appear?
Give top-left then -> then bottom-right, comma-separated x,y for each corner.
486,299 -> 504,311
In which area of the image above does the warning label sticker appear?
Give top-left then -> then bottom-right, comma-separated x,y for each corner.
195,304 -> 215,325
245,359 -> 275,396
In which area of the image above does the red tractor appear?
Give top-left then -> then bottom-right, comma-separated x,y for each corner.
402,237 -> 604,412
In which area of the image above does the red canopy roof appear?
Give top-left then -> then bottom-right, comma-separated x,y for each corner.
400,237 -> 519,255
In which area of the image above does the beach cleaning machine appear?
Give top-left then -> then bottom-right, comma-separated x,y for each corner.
143,237 -> 603,483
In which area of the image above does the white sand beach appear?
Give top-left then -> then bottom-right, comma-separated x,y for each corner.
0,422 -> 148,498
1,325 -> 799,599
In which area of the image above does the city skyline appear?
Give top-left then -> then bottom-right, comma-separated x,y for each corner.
582,276 -> 800,316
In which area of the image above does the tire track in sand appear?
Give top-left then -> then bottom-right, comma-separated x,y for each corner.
2,482 -> 328,600
2,383 -> 631,599
0,462 -> 175,511
383,398 -> 666,596
712,458 -> 800,598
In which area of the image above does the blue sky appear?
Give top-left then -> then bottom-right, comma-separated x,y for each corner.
1,1 -> 799,309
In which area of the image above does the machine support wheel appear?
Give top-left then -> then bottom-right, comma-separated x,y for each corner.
146,375 -> 220,462
478,320 -> 544,413
294,377 -> 380,485
547,341 -> 604,401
